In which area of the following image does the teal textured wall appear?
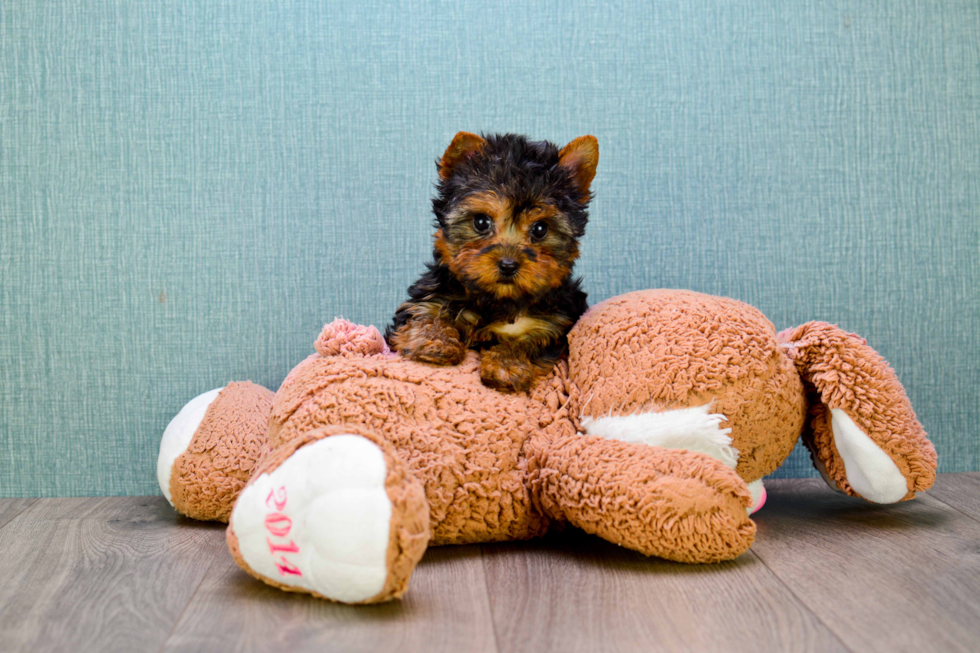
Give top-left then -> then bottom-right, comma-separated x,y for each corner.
1,1 -> 978,497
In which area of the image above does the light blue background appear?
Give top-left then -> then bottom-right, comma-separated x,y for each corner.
1,1 -> 978,497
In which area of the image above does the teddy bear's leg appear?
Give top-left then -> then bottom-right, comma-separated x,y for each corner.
226,425 -> 430,604
779,322 -> 937,503
158,381 -> 275,522
579,404 -> 769,514
529,434 -> 756,563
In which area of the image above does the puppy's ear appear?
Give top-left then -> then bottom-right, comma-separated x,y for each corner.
558,135 -> 599,199
439,132 -> 487,180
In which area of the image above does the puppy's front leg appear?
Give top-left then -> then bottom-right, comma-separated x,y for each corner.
480,342 -> 552,394
389,315 -> 467,366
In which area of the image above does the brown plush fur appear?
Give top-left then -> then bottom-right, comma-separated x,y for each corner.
269,348 -> 554,545
779,322 -> 937,500
566,290 -> 808,484
165,290 -> 938,603
525,434 -> 756,562
169,381 -> 274,522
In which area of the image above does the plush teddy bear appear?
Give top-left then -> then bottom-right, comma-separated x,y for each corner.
157,289 -> 937,604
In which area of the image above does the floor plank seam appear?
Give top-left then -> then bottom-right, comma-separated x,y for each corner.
746,549 -> 857,653
925,494 -> 980,526
479,545 -> 504,653
0,498 -> 40,532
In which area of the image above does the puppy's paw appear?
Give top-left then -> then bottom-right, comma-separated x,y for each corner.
391,319 -> 467,366
480,349 -> 538,393
409,338 -> 467,366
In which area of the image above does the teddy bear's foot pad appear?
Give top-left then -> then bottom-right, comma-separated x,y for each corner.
157,387 -> 224,504
229,434 -> 394,603
829,408 -> 908,503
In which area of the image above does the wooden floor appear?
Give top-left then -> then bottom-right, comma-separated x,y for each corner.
1,475 -> 978,653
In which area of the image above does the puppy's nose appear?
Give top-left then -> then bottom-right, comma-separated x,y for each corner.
497,258 -> 519,277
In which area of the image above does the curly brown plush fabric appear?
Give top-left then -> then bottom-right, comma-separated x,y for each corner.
163,289 -> 938,603
170,381 -> 274,521
567,290 -> 807,482
263,329 -> 760,563
525,434 -> 755,562
270,350 -> 555,545
779,322 -> 937,500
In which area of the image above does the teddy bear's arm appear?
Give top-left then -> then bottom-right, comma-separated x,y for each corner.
528,434 -> 756,563
779,322 -> 937,503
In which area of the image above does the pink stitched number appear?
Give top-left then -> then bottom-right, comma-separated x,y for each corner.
264,513 -> 292,538
275,558 -> 303,576
265,486 -> 287,511
267,538 -> 301,555
263,485 -> 302,577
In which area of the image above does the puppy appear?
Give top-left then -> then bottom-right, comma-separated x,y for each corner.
386,132 -> 597,393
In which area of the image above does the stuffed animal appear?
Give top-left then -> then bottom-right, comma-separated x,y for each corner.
157,289 -> 937,604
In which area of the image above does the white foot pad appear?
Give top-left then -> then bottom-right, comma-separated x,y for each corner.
157,387 -> 224,504
830,408 -> 908,504
230,435 -> 393,603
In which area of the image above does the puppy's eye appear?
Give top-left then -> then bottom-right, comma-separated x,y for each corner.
472,213 -> 493,234
530,221 -> 549,240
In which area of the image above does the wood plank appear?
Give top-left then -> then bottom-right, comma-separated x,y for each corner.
0,498 -> 37,530
160,544 -> 499,653
751,478 -> 980,653
482,529 -> 846,653
0,497 -> 228,653
928,472 -> 980,522
2,476 -> 976,652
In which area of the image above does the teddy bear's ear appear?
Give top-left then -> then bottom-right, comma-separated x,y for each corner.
438,132 -> 486,180
558,135 -> 599,200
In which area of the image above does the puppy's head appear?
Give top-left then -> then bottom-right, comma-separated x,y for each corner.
431,132 -> 598,301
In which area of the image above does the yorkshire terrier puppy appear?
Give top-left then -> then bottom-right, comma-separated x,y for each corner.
385,132 -> 598,393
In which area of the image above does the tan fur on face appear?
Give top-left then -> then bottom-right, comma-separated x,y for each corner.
515,204 -> 570,237
438,191 -> 578,300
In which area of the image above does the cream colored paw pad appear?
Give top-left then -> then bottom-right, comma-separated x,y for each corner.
230,435 -> 392,603
830,408 -> 908,504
